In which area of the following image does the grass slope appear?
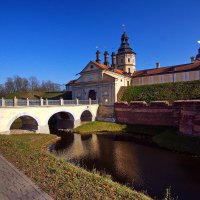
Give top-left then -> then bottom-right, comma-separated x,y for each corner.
0,134 -> 151,200
122,80 -> 200,103
153,130 -> 200,155
5,91 -> 64,99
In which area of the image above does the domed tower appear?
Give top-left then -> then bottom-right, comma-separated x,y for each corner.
116,32 -> 136,73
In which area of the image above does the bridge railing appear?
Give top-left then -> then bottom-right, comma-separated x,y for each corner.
0,97 -> 98,107
5,99 -> 14,107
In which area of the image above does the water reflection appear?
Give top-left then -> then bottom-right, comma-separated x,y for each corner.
51,133 -> 200,200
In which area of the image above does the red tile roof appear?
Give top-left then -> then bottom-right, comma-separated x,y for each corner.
92,61 -> 110,70
132,61 -> 200,77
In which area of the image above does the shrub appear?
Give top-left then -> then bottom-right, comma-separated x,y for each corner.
122,80 -> 200,103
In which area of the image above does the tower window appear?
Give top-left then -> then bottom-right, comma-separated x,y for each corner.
128,68 -> 131,73
90,65 -> 93,68
128,58 -> 130,63
121,59 -> 123,64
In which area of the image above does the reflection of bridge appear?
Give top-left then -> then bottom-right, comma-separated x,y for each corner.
0,98 -> 99,134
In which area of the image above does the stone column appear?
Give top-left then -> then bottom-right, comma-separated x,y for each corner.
40,97 -> 43,106
1,97 -> 5,107
89,98 -> 91,105
60,98 -> 64,106
76,98 -> 79,105
46,98 -> 48,106
26,98 -> 29,106
14,96 -> 18,107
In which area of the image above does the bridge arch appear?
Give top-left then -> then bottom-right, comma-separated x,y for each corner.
80,110 -> 93,122
7,113 -> 41,132
47,110 -> 75,130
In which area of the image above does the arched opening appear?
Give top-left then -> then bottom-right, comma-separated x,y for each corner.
80,110 -> 92,123
88,90 -> 96,100
10,115 -> 38,133
48,112 -> 74,132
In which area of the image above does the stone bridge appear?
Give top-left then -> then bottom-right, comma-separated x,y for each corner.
0,98 -> 99,134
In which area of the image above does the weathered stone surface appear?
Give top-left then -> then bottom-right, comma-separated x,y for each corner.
0,155 -> 53,200
115,100 -> 200,136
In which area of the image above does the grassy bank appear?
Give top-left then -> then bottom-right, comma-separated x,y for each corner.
153,130 -> 200,155
74,121 -> 169,136
75,122 -> 200,155
0,134 -> 151,200
74,121 -> 127,134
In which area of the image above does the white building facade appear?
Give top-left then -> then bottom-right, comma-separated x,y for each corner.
66,32 -> 134,105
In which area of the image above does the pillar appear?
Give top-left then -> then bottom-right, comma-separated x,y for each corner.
40,97 -> 43,106
14,96 -> 18,107
60,98 -> 64,106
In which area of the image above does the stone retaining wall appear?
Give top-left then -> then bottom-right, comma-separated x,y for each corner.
115,100 -> 200,136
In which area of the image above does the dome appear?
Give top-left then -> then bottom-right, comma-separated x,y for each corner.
118,32 -> 136,55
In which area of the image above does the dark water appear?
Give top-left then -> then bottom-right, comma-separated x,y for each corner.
50,133 -> 200,200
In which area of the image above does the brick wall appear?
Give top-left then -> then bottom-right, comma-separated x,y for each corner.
115,100 -> 200,136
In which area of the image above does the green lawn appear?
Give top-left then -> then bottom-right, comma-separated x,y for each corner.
75,121 -> 200,155
0,134 -> 151,200
74,121 -> 127,134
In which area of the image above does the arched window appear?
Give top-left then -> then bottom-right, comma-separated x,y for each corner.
88,90 -> 96,100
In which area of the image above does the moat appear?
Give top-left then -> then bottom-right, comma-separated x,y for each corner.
50,133 -> 200,200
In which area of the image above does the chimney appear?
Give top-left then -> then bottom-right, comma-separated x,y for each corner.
156,62 -> 160,68
104,51 -> 109,66
191,56 -> 195,63
111,52 -> 117,69
96,50 -> 101,63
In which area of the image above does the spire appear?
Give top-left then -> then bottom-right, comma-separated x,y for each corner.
196,47 -> 200,61
118,32 -> 135,55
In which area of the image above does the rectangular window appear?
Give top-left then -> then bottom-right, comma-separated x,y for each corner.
141,77 -> 144,85
121,59 -> 123,64
160,75 -> 164,83
183,72 -> 189,81
128,68 -> 130,73
128,58 -> 130,63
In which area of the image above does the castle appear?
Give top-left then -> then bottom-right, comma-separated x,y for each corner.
66,32 -> 200,104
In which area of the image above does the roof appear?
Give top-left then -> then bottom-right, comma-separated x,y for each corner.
66,80 -> 76,86
117,32 -> 135,55
132,61 -> 200,77
91,61 -> 110,70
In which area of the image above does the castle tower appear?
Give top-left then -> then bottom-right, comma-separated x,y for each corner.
116,32 -> 136,73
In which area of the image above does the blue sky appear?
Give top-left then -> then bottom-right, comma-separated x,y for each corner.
0,0 -> 200,85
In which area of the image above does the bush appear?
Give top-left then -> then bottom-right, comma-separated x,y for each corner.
122,80 -> 200,103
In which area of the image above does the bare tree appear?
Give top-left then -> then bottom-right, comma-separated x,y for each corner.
0,84 -> 6,97
5,77 -> 15,93
3,75 -> 61,95
21,78 -> 29,92
41,81 -> 61,92
29,76 -> 40,91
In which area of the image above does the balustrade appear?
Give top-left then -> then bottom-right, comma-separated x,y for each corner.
0,97 -> 97,107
